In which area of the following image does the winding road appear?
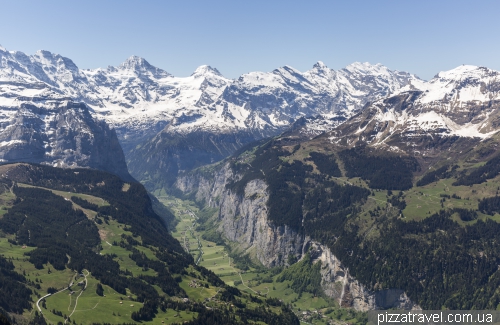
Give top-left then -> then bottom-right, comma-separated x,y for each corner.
36,294 -> 51,312
36,270 -> 88,323
36,277 -> 75,313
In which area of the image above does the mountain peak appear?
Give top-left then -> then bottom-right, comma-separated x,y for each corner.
313,61 -> 327,69
119,56 -> 171,77
435,65 -> 482,80
0,44 -> 6,52
345,61 -> 383,71
273,65 -> 302,75
32,50 -> 80,73
191,65 -> 223,77
34,49 -> 59,58
120,55 -> 151,69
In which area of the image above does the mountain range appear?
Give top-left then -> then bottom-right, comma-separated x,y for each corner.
0,45 -> 422,188
171,64 -> 500,312
330,65 -> 500,145
2,45 -> 500,190
0,45 -> 417,136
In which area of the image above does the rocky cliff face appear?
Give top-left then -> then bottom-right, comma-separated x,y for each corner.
176,164 -> 305,266
218,178 -> 305,267
0,97 -> 132,180
309,241 -> 419,311
175,164 -> 419,310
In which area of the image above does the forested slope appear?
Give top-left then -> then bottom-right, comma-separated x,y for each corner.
0,163 -> 299,325
206,131 -> 500,310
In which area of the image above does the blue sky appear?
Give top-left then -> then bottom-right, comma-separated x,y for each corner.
0,0 -> 498,80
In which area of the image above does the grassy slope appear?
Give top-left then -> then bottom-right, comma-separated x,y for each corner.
289,140 -> 500,226
0,181 -> 292,324
0,185 -> 194,324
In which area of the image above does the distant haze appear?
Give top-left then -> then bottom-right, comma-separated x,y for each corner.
1,0 -> 499,80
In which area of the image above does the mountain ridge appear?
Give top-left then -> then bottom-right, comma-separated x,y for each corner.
325,64 -> 500,162
0,46 -> 419,139
4,45 -> 500,192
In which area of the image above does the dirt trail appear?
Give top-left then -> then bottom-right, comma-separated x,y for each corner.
67,270 -> 89,322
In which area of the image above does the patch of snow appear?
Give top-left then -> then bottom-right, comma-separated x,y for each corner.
0,139 -> 25,146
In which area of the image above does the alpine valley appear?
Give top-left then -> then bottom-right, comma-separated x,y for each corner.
2,45 -> 500,324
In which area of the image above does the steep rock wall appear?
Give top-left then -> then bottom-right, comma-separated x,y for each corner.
175,164 -> 420,310
0,99 -> 132,181
308,240 -> 419,310
176,165 -> 305,267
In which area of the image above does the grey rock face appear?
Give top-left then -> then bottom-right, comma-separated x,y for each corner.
0,98 -> 132,180
176,165 -> 305,267
218,178 -> 305,267
310,241 -> 420,311
175,164 -> 419,310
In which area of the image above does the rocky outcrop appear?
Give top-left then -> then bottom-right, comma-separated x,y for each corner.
218,178 -> 305,266
176,164 -> 305,266
175,163 -> 233,207
175,164 -> 420,310
0,98 -> 132,181
308,241 -> 420,311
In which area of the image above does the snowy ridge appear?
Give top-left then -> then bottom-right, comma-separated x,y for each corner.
222,61 -> 418,132
399,65 -> 500,105
328,65 -> 500,153
0,46 -> 418,140
4,46 -> 498,150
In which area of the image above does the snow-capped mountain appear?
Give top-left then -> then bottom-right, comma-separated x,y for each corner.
327,65 -> 500,157
0,47 -> 232,146
3,46 -> 500,185
217,61 -> 418,131
0,45 -> 422,188
0,46 -> 418,140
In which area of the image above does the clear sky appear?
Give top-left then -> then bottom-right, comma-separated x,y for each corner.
0,0 -> 498,80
